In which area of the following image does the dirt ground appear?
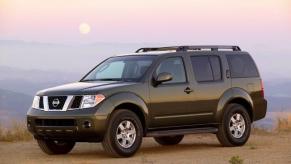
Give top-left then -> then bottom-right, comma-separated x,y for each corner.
0,132 -> 290,164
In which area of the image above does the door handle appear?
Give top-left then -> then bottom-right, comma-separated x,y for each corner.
184,87 -> 193,94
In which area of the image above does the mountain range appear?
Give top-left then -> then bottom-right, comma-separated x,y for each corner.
1,40 -> 291,127
0,66 -> 290,125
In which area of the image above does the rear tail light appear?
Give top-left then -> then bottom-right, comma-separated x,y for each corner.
260,79 -> 264,97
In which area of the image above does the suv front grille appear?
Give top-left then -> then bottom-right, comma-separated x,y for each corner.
48,96 -> 67,110
35,119 -> 76,126
37,95 -> 82,111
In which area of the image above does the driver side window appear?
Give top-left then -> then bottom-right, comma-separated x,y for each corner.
155,57 -> 186,84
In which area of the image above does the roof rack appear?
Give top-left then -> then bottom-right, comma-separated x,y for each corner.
135,45 -> 241,53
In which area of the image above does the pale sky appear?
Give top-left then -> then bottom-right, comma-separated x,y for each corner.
0,0 -> 290,44
1,0 -> 291,80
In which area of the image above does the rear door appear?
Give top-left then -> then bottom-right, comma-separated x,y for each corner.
186,53 -> 231,124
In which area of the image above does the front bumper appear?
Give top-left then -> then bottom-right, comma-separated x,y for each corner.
27,97 -> 116,142
27,108 -> 108,142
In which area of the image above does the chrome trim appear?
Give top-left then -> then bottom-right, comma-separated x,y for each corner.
43,96 -> 49,111
62,96 -> 73,111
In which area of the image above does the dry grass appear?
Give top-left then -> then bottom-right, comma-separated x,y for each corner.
0,121 -> 32,142
252,115 -> 291,135
275,116 -> 291,132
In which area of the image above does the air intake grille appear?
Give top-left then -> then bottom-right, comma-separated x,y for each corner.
35,119 -> 76,126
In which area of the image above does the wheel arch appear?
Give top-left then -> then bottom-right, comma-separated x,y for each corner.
215,88 -> 254,122
105,92 -> 149,135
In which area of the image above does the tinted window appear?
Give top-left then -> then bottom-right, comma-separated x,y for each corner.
209,56 -> 222,81
156,57 -> 186,84
191,56 -> 213,82
227,54 -> 259,78
83,56 -> 155,82
191,56 -> 222,82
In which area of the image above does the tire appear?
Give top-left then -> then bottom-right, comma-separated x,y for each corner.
216,103 -> 251,147
37,139 -> 75,155
154,135 -> 184,145
102,109 -> 143,157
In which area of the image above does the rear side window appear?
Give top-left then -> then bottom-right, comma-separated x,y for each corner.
191,56 -> 222,82
227,54 -> 259,78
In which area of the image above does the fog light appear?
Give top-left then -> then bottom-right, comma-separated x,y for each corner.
83,121 -> 92,128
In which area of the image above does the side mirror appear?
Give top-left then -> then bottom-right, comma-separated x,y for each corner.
155,72 -> 173,84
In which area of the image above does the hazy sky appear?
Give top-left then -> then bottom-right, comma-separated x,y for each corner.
1,0 -> 291,80
0,0 -> 290,44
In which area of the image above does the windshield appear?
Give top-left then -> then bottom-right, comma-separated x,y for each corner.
82,55 -> 156,82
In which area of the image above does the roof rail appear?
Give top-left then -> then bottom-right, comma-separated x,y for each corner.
135,45 -> 241,53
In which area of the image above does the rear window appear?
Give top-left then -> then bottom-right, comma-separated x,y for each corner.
191,56 -> 222,82
226,54 -> 259,78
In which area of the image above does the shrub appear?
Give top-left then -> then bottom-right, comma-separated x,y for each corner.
229,156 -> 244,164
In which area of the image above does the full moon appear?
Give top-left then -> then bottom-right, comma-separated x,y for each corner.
79,23 -> 91,34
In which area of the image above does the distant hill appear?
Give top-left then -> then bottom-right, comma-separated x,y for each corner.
0,88 -> 32,123
0,40 -> 159,74
1,40 -> 291,128
0,66 -> 82,95
266,96 -> 291,112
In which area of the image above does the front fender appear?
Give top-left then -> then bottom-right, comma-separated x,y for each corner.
95,91 -> 149,119
215,88 -> 254,122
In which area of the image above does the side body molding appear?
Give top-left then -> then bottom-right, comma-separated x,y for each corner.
215,88 -> 254,122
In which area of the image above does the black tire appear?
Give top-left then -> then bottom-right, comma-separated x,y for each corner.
37,139 -> 75,155
154,135 -> 184,145
102,109 -> 143,157
216,103 -> 251,147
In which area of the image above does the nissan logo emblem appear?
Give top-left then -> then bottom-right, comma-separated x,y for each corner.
52,98 -> 60,107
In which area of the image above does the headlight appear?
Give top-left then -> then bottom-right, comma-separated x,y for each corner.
32,96 -> 40,109
80,94 -> 105,108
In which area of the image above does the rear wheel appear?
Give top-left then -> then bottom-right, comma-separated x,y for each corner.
102,109 -> 143,157
154,135 -> 184,145
37,139 -> 75,155
216,103 -> 251,147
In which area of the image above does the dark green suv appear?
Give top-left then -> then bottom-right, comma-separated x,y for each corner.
27,45 -> 267,157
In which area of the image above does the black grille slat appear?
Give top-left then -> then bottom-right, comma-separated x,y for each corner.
35,119 -> 76,126
71,96 -> 82,109
48,96 -> 67,110
39,96 -> 44,109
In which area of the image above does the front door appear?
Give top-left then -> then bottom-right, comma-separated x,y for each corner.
148,56 -> 194,128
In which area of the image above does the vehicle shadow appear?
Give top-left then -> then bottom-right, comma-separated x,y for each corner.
66,141 -> 222,159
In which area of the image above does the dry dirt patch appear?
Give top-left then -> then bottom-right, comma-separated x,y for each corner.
0,132 -> 291,164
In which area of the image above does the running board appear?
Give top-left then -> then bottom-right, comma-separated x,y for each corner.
146,127 -> 218,137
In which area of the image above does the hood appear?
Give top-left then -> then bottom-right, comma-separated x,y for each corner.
37,81 -> 136,96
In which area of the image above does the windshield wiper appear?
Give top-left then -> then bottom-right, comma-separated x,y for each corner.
81,79 -> 98,82
96,78 -> 122,81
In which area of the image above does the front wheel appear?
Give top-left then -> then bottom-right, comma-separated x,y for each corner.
216,103 -> 251,147
102,109 -> 143,157
154,135 -> 184,145
37,139 -> 75,155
